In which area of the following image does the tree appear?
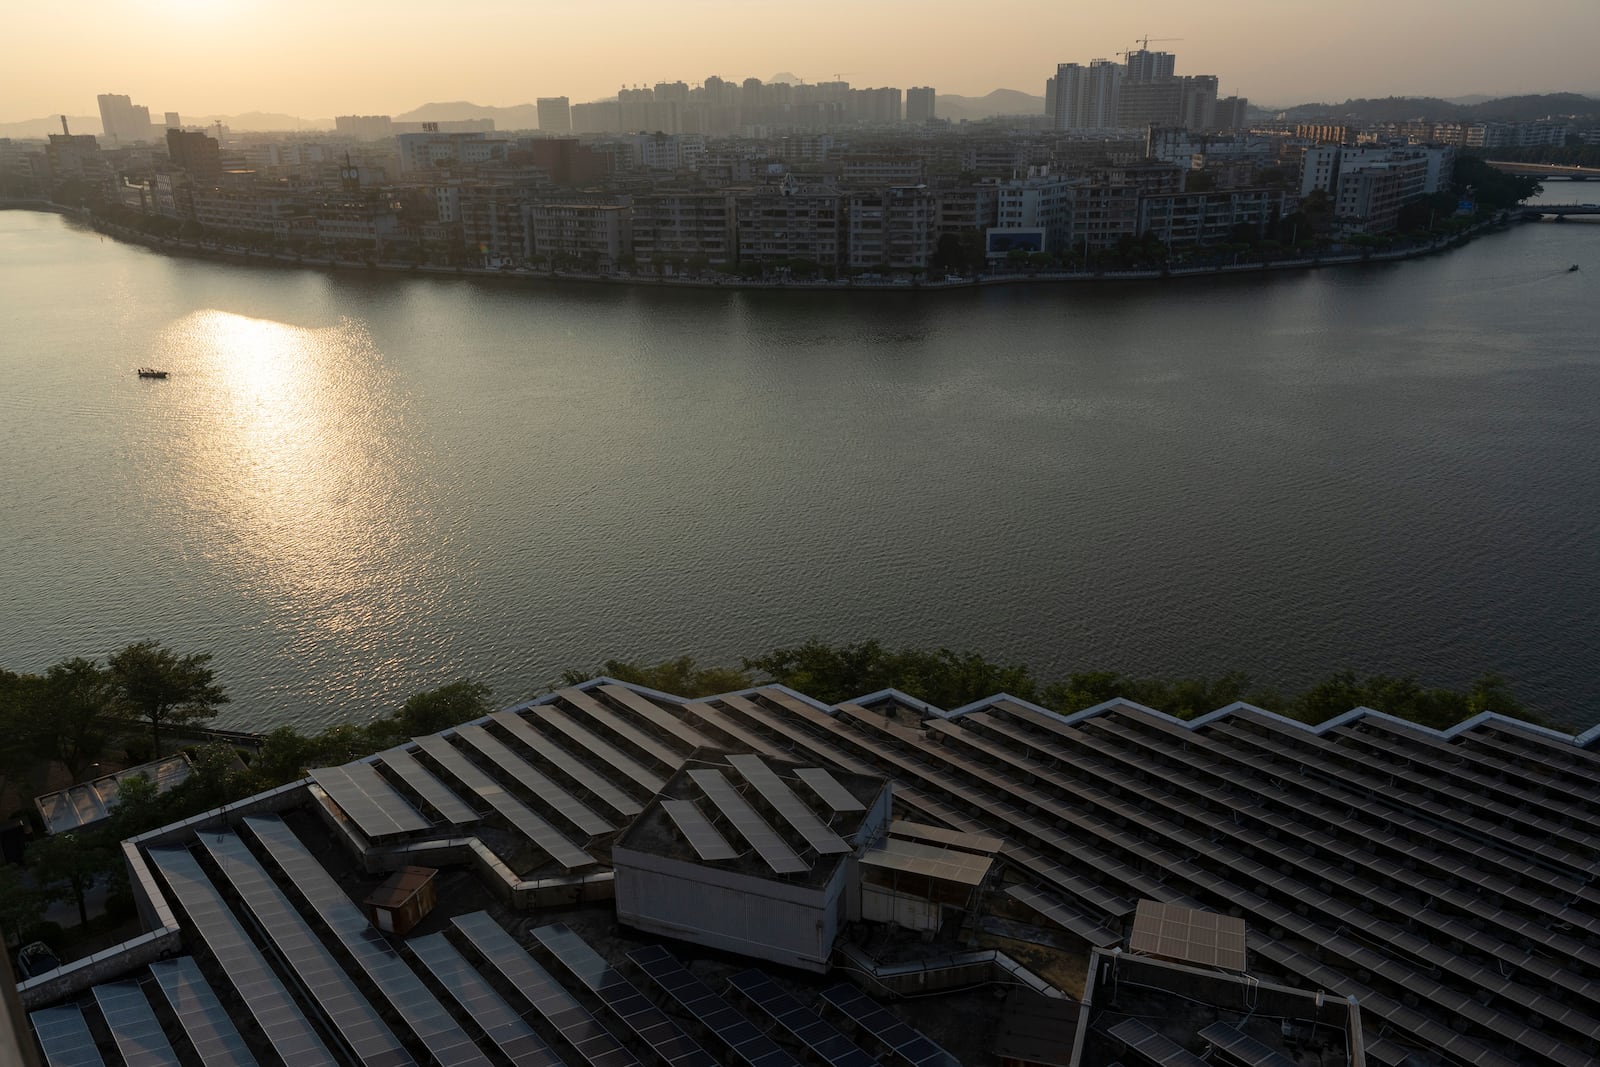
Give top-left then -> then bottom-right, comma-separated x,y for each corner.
30,832 -> 112,928
0,864 -> 48,947
107,641 -> 229,755
37,658 -> 115,781
395,680 -> 493,738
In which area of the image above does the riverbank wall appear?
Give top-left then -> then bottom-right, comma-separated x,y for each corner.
3,200 -> 1515,293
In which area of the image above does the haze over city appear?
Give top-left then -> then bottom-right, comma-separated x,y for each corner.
7,0 -> 1599,123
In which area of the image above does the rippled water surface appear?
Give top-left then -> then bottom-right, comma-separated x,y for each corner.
2,208 -> 1597,730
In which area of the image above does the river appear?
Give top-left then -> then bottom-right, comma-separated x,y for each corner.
1,202 -> 1596,731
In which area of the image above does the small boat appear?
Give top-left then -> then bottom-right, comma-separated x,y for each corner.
1569,264 -> 1581,272
137,367 -> 169,379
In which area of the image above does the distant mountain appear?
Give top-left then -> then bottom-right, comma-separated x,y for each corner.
1446,94 -> 1495,106
0,115 -> 100,138
1270,92 -> 1600,124
936,89 -> 1045,121
768,72 -> 803,85
395,101 -> 542,130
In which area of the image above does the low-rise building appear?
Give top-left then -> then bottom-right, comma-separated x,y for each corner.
734,183 -> 844,269
529,200 -> 631,269
631,191 -> 736,267
1138,188 -> 1284,247
847,185 -> 937,270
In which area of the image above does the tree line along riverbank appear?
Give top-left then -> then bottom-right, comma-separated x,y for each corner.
1,637 -> 1542,957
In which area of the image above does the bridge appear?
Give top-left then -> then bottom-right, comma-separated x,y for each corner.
1488,161 -> 1600,181
1520,203 -> 1600,218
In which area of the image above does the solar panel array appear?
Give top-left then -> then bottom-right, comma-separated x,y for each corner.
29,1004 -> 105,1067
413,733 -> 595,870
490,710 -> 644,818
626,946 -> 799,1067
308,762 -> 432,839
725,970 -> 875,1067
455,725 -> 614,836
793,767 -> 866,812
819,985 -> 956,1067
243,815 -> 492,1067
531,923 -> 715,1067
197,829 -> 415,1067
409,933 -> 568,1067
145,845 -> 340,1067
1197,1022 -> 1299,1067
687,769 -> 808,875
376,746 -> 482,825
91,981 -> 182,1067
451,911 -> 643,1067
660,798 -> 740,861
1106,1017 -> 1210,1067
680,686 -> 1600,1067
727,755 -> 850,855
148,957 -> 260,1067
861,836 -> 991,888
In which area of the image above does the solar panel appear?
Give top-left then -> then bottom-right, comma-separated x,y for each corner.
818,985 -> 954,1067
557,688 -> 684,769
1004,885 -> 1121,947
243,816 -> 492,1067
794,768 -> 867,813
687,770 -> 809,875
413,734 -> 595,869
148,957 -> 261,1067
660,799 -> 740,861
309,762 -> 432,839
145,846 -> 339,1067
533,706 -> 667,793
597,685 -> 715,750
862,837 -> 991,887
725,971 -> 875,1067
888,819 -> 1001,854
532,923 -> 716,1067
378,747 -> 482,825
455,725 -> 613,836
727,755 -> 850,855
627,946 -> 799,1067
409,933 -> 568,1067
451,911 -> 643,1067
1196,1023 -> 1299,1067
30,1004 -> 105,1067
92,981 -> 182,1067
680,702 -> 791,760
1129,898 -> 1247,973
196,830 -> 416,1067
1107,1018 -> 1209,1067
490,711 -> 644,817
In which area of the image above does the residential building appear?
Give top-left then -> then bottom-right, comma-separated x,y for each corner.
1124,48 -> 1176,84
335,115 -> 394,141
166,129 -> 221,180
1047,60 -> 1122,131
631,191 -> 736,266
841,154 -> 926,186
536,96 -> 572,134
1297,123 -> 1353,145
529,201 -> 631,269
97,93 -> 155,144
1178,76 -> 1218,131
734,183 -> 844,269
395,132 -> 507,173
847,185 -> 937,270
1138,188 -> 1284,247
994,174 -> 1077,253
190,189 -> 303,237
44,133 -> 107,187
1215,95 -> 1249,130
458,183 -> 533,263
848,87 -> 903,124
906,87 -> 936,124
936,184 -> 1000,234
1117,80 -> 1183,130
1335,155 -> 1430,233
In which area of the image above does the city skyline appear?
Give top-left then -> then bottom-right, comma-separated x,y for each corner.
5,0 -> 1599,125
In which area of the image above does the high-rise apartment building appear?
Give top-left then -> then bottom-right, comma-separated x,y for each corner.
1047,61 -> 1121,130
537,97 -> 572,134
164,112 -> 181,130
906,87 -> 936,124
1124,49 -> 1175,83
98,93 -> 156,144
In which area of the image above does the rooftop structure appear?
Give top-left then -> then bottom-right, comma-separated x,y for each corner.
34,754 -> 192,835
15,678 -> 1600,1066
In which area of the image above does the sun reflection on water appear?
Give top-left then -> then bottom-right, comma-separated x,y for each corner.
156,309 -> 437,641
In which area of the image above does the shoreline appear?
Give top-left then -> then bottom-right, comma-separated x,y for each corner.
5,200 -> 1514,292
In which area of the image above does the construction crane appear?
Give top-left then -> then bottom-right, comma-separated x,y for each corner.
831,72 -> 859,82
1119,35 -> 1183,59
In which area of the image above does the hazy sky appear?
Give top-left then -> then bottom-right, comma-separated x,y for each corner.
7,0 -> 1598,122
